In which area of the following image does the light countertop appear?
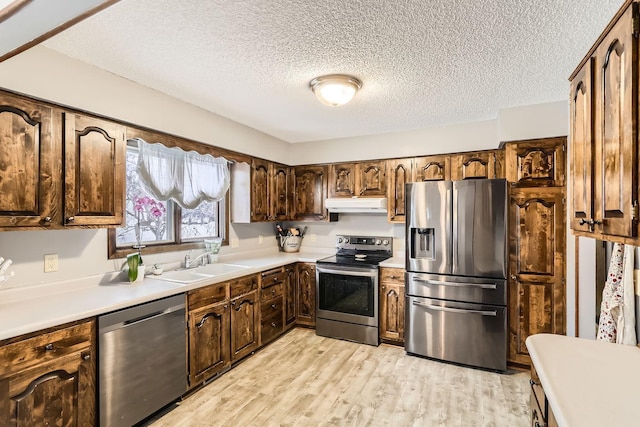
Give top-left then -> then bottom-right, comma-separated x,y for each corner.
526,334 -> 640,427
379,257 -> 405,269
0,250 -> 332,342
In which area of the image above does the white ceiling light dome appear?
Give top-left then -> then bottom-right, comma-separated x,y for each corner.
310,74 -> 362,107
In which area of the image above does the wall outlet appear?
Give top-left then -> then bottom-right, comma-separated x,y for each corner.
310,234 -> 317,242
44,254 -> 58,272
258,235 -> 264,244
231,238 -> 239,248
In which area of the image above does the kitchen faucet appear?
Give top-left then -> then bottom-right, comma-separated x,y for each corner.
184,252 -> 209,268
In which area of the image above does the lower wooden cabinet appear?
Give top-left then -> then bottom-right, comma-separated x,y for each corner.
379,267 -> 405,344
188,301 -> 230,386
230,288 -> 259,362
284,264 -> 297,327
260,267 -> 285,345
296,263 -> 316,326
0,320 -> 96,426
530,365 -> 558,427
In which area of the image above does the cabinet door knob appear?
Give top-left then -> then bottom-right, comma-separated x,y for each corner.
42,216 -> 52,223
381,285 -> 385,290
66,216 -> 75,223
510,275 -> 516,280
82,353 -> 91,361
271,322 -> 276,327
44,343 -> 54,351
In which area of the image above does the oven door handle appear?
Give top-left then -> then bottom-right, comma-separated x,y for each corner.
316,266 -> 378,278
410,277 -> 497,290
412,301 -> 497,316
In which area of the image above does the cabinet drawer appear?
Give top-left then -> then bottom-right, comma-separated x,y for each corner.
261,296 -> 283,316
380,267 -> 404,285
0,320 -> 93,377
261,312 -> 284,345
230,274 -> 259,298
188,282 -> 228,310
530,365 -> 546,416
261,282 -> 283,301
261,269 -> 286,289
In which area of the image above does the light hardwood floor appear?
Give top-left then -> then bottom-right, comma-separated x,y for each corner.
149,328 -> 530,427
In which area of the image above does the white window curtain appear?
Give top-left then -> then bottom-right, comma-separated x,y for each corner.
133,138 -> 230,209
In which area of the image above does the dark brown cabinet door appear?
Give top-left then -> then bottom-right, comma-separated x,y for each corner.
295,263 -> 316,326
251,159 -> 270,222
230,290 -> 258,362
291,166 -> 329,221
356,160 -> 386,197
570,59 -> 595,233
328,163 -> 356,197
188,302 -> 230,386
450,151 -> 501,180
413,155 -> 450,182
285,264 -> 297,325
508,188 -> 565,365
0,93 -> 60,228
64,113 -> 125,226
0,350 -> 94,427
592,6 -> 636,238
387,158 -> 413,223
379,268 -> 405,343
505,137 -> 566,188
270,163 -> 290,221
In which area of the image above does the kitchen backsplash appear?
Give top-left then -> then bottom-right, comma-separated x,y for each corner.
0,214 -> 404,289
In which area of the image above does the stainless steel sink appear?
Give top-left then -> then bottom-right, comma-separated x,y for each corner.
154,263 -> 249,283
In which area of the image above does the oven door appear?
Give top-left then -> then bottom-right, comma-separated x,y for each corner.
316,264 -> 378,327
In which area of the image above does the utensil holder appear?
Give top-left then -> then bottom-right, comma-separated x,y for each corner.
279,236 -> 302,253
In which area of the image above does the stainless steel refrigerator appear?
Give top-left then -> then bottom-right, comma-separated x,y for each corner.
405,179 -> 508,371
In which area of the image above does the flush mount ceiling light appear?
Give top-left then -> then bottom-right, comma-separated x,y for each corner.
309,74 -> 362,107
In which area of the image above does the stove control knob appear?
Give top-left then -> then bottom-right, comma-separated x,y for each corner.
382,239 -> 390,246
337,237 -> 343,244
344,237 -> 349,244
375,239 -> 382,245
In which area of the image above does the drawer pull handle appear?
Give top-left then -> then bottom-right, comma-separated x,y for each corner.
44,343 -> 54,351
271,289 -> 276,293
66,216 -> 75,223
271,304 -> 277,309
271,322 -> 276,327
82,353 -> 91,361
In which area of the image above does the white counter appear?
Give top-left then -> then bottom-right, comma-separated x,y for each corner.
526,334 -> 640,427
379,257 -> 405,269
0,251 -> 331,342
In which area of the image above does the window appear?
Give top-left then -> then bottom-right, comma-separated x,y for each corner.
109,143 -> 227,258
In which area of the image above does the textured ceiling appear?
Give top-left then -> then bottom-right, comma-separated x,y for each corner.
43,0 -> 622,143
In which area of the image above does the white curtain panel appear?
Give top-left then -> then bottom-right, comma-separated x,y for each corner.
134,138 -> 230,209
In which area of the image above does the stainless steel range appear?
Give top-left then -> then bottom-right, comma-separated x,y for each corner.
316,235 -> 393,346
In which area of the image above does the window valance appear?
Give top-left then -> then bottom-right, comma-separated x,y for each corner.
133,138 -> 230,209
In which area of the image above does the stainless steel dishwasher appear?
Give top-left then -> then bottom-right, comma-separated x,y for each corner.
99,294 -> 187,427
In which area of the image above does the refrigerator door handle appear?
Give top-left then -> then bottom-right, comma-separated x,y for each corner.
452,184 -> 458,273
410,277 -> 498,290
412,301 -> 497,316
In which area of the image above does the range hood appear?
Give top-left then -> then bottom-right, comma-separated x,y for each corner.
324,197 -> 388,214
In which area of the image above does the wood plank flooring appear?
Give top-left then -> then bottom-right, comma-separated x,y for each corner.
148,328 -> 530,427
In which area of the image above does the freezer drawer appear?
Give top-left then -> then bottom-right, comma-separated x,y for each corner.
406,272 -> 506,306
405,296 -> 506,371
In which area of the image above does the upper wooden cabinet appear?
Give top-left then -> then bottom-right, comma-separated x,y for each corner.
387,158 -> 413,223
450,150 -> 504,180
234,159 -> 291,223
0,92 -> 60,228
569,2 -> 638,240
505,137 -> 566,188
291,165 -> 335,221
328,160 -> 386,198
64,113 -> 126,226
413,155 -> 450,182
250,159 -> 270,221
0,90 -> 126,230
